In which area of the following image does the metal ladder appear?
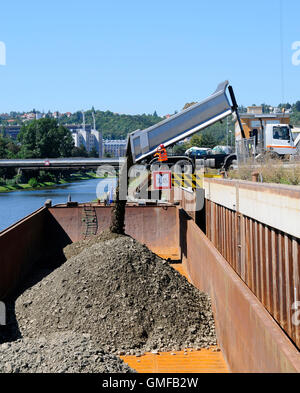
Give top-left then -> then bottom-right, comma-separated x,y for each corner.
82,205 -> 98,238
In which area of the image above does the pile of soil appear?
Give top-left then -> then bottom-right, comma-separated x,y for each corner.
63,229 -> 123,260
0,332 -> 134,373
15,236 -> 217,355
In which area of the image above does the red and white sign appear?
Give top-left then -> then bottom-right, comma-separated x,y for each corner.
44,159 -> 50,166
152,171 -> 172,190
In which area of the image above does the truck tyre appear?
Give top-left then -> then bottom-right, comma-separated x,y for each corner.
223,154 -> 237,171
173,159 -> 193,174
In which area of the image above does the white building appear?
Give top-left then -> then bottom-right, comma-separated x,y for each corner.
68,125 -> 103,157
103,139 -> 127,157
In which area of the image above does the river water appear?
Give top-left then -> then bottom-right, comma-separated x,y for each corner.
0,177 -> 117,232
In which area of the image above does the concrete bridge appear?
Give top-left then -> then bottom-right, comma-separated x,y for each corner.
0,158 -> 125,170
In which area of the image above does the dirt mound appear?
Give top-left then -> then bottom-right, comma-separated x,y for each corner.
16,236 -> 217,354
63,229 -> 124,259
0,332 -> 134,373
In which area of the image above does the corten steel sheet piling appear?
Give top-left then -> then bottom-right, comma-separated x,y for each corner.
0,208 -> 47,299
48,205 -> 180,260
1,201 -> 299,371
204,178 -> 300,350
0,205 -> 179,299
179,210 -> 300,373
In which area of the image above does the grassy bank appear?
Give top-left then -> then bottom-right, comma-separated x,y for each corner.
228,160 -> 300,186
0,172 -> 101,193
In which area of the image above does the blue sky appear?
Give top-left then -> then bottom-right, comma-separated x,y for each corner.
0,0 -> 299,115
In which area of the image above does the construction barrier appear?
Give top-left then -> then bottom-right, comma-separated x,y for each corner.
172,173 -> 222,190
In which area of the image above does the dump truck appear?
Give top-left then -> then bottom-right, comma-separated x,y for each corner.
248,123 -> 298,158
127,81 -> 244,171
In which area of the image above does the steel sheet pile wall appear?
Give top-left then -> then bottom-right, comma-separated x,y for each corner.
170,187 -> 205,228
48,205 -> 180,260
204,179 -> 300,350
0,208 -> 47,299
180,211 -> 300,373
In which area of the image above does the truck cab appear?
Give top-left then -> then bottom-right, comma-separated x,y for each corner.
264,124 -> 297,156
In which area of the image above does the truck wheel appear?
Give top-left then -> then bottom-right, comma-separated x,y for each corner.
173,160 -> 193,174
224,159 -> 234,171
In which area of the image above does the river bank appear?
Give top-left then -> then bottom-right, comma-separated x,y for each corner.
0,172 -> 101,193
0,177 -> 117,231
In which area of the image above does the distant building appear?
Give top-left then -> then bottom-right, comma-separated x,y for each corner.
103,139 -> 127,158
21,113 -> 36,121
2,125 -> 21,140
67,124 -> 103,157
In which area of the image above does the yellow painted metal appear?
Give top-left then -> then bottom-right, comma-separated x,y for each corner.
121,263 -> 229,374
121,348 -> 229,373
172,173 -> 222,190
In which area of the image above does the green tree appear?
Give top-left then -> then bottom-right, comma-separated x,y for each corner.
295,101 -> 300,112
71,145 -> 88,157
89,146 -> 98,157
189,134 -> 203,148
173,143 -> 189,155
53,109 -> 163,140
200,133 -> 217,148
188,132 -> 217,149
18,118 -> 74,158
0,135 -> 20,159
0,135 -> 7,158
28,177 -> 38,187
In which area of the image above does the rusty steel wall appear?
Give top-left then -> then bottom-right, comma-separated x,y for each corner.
170,187 -> 206,230
206,199 -> 300,350
0,208 -> 48,300
180,211 -> 300,373
48,205 -> 180,260
0,204 -> 179,300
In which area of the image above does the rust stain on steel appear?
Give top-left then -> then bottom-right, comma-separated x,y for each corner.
0,204 -> 180,300
180,209 -> 300,373
0,208 -> 48,299
206,197 -> 300,351
48,205 -> 180,261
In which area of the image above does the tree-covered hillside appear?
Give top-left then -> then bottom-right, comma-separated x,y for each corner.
59,110 -> 163,140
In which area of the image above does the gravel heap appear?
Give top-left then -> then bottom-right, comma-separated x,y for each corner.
0,332 -> 134,373
15,236 -> 217,355
63,229 -> 122,260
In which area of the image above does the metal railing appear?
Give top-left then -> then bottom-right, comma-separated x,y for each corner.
235,137 -> 257,165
